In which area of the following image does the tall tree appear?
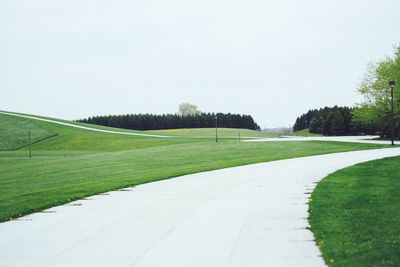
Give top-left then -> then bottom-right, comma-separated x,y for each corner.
353,45 -> 400,138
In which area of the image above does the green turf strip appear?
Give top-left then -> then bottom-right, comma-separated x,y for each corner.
309,156 -> 400,267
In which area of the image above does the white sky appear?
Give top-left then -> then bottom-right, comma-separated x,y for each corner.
1,0 -> 399,128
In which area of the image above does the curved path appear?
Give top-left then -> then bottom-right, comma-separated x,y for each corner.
0,111 -> 172,138
244,135 -> 400,145
1,148 -> 400,267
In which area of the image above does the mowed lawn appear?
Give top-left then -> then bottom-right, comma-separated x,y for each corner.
309,156 -> 400,267
0,114 -> 56,150
0,112 -> 392,222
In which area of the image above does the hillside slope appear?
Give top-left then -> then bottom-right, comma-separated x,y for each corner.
0,113 -> 56,150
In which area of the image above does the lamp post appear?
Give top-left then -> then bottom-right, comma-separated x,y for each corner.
389,80 -> 396,146
305,119 -> 308,137
215,115 -> 218,143
28,131 -> 32,158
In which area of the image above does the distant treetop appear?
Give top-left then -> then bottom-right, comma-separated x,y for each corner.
178,103 -> 202,116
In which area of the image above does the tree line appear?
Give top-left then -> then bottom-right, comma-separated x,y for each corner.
293,106 -> 378,136
77,113 -> 261,131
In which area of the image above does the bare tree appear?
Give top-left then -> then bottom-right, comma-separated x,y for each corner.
178,103 -> 201,116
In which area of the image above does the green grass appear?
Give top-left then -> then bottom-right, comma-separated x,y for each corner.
294,128 -> 321,137
0,114 -> 56,150
309,156 -> 400,267
0,111 -> 393,223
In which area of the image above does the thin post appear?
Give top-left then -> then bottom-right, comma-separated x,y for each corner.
305,119 -> 308,137
239,131 -> 241,142
28,131 -> 32,158
389,80 -> 396,146
215,115 -> 218,143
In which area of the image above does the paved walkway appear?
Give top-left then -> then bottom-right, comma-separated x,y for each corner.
1,148 -> 400,267
244,135 -> 400,145
0,111 -> 171,138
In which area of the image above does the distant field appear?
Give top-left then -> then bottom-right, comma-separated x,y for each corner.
0,111 -> 392,222
0,111 -> 275,139
310,156 -> 400,266
147,127 -> 278,138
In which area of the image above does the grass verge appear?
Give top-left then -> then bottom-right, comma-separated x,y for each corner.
309,156 -> 400,267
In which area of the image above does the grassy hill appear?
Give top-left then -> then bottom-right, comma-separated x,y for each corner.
0,114 -> 57,150
0,111 -> 391,222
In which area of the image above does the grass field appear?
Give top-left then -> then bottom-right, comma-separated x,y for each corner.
309,156 -> 400,267
147,128 -> 279,138
0,112 -> 392,222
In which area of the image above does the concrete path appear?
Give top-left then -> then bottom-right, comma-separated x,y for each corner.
0,111 -> 171,138
1,148 -> 400,267
244,135 -> 400,145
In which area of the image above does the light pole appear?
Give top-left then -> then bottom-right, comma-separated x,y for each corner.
28,131 -> 32,158
389,80 -> 396,146
305,119 -> 308,137
215,115 -> 218,143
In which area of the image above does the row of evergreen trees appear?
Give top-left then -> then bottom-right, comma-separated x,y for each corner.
293,106 -> 379,136
77,113 -> 261,131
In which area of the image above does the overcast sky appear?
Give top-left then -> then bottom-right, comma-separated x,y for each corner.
1,0 -> 399,128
